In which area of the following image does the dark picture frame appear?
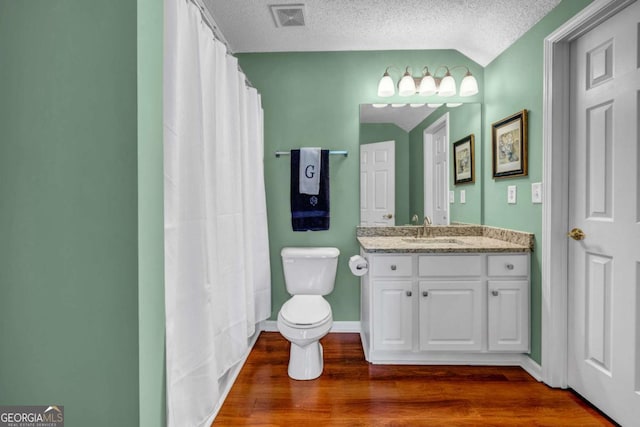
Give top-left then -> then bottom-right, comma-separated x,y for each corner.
453,134 -> 475,185
492,110 -> 528,178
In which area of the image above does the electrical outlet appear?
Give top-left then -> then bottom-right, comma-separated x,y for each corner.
460,190 -> 466,204
449,191 -> 455,204
532,182 -> 542,203
507,185 -> 517,204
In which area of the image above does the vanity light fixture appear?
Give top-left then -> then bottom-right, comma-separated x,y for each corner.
377,65 -> 479,98
398,67 -> 417,96
376,68 -> 395,97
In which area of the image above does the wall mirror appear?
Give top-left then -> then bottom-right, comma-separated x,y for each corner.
359,102 -> 482,226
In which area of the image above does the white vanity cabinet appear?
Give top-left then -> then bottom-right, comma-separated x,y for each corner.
360,251 -> 530,364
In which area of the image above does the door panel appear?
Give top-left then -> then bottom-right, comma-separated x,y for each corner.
419,281 -> 483,351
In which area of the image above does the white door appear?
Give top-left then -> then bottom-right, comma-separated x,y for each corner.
424,117 -> 449,225
568,2 -> 640,425
360,140 -> 395,226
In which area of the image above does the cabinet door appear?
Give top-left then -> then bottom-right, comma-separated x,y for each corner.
488,280 -> 529,352
419,281 -> 484,351
372,280 -> 413,351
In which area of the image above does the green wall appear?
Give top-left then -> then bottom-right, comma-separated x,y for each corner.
483,0 -> 592,363
238,50 -> 482,321
0,0 -> 165,425
359,123 -> 411,225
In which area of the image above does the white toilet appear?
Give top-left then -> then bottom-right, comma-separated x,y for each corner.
277,247 -> 340,380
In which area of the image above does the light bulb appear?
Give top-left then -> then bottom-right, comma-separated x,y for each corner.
377,71 -> 395,97
418,74 -> 437,96
459,72 -> 479,97
398,68 -> 416,96
438,73 -> 456,97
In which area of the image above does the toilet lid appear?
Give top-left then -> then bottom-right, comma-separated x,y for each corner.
281,295 -> 331,326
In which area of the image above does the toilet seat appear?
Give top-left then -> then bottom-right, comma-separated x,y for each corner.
280,295 -> 331,327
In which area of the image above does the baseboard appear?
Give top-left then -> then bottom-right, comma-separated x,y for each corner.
261,320 -> 362,333
519,354 -> 543,382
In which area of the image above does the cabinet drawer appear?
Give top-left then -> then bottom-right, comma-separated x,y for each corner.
418,255 -> 481,277
371,255 -> 413,277
487,254 -> 528,277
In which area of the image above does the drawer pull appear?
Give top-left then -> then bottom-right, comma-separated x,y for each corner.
390,265 -> 397,271
492,290 -> 499,296
422,291 -> 429,297
505,263 -> 514,270
406,291 -> 412,297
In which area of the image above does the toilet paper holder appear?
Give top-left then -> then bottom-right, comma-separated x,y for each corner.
348,255 -> 369,276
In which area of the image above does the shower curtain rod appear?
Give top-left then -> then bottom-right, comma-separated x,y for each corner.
188,0 -> 255,89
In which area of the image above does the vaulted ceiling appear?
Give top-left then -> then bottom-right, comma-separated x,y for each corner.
204,0 -> 561,66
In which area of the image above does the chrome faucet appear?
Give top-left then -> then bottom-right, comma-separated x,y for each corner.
417,216 -> 432,237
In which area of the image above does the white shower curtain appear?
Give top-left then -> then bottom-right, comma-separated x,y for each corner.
163,0 -> 271,425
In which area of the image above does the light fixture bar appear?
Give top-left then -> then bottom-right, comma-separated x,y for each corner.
377,65 -> 479,98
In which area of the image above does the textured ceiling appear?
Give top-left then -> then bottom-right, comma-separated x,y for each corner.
204,0 -> 561,66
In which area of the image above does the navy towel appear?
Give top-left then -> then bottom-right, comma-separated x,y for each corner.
290,149 -> 330,231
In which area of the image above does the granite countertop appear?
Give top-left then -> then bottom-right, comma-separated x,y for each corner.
356,225 -> 534,254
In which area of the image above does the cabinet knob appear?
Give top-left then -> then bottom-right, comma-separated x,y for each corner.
492,290 -> 499,296
505,263 -> 514,270
390,265 -> 397,271
422,291 -> 429,297
406,291 -> 412,297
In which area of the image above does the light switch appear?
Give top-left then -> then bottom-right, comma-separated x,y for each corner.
449,190 -> 455,204
460,190 -> 466,204
532,182 -> 542,203
507,185 -> 517,204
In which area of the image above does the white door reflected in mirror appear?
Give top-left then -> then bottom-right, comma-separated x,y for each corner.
360,140 -> 395,226
424,114 -> 449,225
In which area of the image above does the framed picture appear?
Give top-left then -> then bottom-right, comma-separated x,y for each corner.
492,110 -> 528,178
453,134 -> 475,185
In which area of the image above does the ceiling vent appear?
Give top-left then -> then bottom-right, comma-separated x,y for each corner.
270,4 -> 306,28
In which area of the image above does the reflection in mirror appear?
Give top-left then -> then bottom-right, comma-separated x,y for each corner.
359,103 -> 482,226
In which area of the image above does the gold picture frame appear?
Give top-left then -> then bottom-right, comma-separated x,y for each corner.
453,134 -> 475,185
492,110 -> 528,178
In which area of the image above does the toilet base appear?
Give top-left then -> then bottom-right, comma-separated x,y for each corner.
288,341 -> 323,380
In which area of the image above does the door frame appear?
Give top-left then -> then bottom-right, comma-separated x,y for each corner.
423,113 -> 449,224
541,0 -> 636,388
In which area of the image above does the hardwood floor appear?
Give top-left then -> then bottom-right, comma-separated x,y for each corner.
214,332 -> 616,426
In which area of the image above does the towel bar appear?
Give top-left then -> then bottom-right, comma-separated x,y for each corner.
275,150 -> 348,158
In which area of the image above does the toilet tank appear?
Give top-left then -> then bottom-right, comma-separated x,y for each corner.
281,247 -> 340,295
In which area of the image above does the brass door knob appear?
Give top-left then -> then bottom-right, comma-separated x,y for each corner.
383,213 -> 393,219
567,228 -> 586,241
